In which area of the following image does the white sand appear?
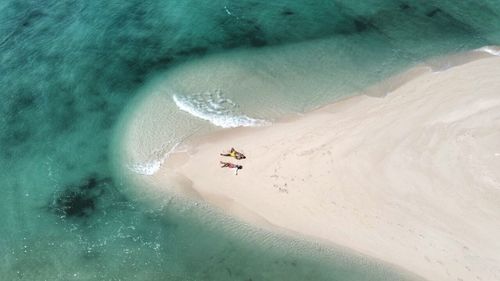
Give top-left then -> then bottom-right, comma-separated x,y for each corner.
144,56 -> 500,281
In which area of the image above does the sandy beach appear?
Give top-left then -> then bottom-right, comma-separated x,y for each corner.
135,55 -> 500,281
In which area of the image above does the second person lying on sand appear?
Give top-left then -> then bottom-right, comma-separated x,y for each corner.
220,147 -> 246,160
220,161 -> 243,175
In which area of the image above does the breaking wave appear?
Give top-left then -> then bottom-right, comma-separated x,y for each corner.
128,143 -> 184,176
475,46 -> 500,56
173,90 -> 270,128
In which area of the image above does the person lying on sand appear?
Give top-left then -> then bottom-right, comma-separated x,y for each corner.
220,161 -> 243,175
220,147 -> 246,160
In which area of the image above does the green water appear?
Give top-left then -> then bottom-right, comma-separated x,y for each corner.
1,0 -> 500,280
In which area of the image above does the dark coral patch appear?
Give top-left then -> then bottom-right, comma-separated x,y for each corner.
241,20 -> 268,47
13,95 -> 36,111
426,8 -> 442,18
248,28 -> 267,47
20,10 -> 46,28
153,55 -> 174,67
125,54 -> 174,84
1,126 -> 32,147
353,19 -> 369,33
218,17 -> 268,48
334,16 -> 375,35
399,3 -> 411,11
55,190 -> 95,217
281,9 -> 295,16
176,46 -> 209,57
50,176 -> 111,218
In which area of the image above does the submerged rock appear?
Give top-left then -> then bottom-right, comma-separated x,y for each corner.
50,176 -> 112,218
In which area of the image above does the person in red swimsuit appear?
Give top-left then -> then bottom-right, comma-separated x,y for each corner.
220,161 -> 243,175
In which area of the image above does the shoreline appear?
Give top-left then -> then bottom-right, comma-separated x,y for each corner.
154,55 -> 500,281
167,45 -> 499,149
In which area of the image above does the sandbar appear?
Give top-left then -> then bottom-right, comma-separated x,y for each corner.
156,56 -> 500,281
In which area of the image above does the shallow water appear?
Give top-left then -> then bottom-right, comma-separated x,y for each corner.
1,0 -> 500,280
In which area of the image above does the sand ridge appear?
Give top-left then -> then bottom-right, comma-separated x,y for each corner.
157,56 -> 500,281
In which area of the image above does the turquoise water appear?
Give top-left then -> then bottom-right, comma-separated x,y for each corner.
1,0 -> 500,280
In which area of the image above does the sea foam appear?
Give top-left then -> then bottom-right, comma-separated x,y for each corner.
173,90 -> 270,128
128,143 -> 184,176
129,159 -> 164,176
475,46 -> 500,56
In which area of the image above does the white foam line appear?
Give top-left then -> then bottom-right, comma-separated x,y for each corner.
475,46 -> 500,56
173,94 -> 270,128
128,142 -> 181,176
